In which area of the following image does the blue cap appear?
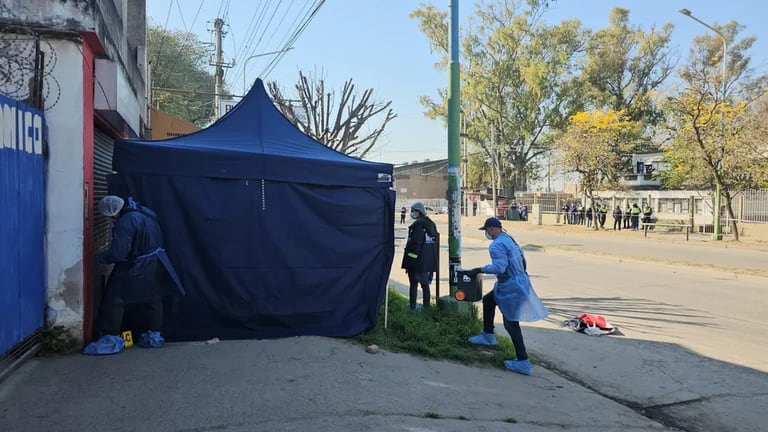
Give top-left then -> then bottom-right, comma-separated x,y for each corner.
479,217 -> 502,230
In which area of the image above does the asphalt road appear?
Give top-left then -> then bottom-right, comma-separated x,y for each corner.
394,215 -> 768,431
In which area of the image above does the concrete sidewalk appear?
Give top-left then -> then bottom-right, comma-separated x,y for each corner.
0,338 -> 668,432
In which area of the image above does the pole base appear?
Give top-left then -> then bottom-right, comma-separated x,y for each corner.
437,296 -> 473,315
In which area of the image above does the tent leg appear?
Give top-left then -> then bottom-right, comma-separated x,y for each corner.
384,286 -> 389,329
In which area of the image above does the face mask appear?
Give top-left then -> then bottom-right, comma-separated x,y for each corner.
410,211 -> 419,219
484,231 -> 493,240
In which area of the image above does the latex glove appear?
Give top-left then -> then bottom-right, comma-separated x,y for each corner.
467,267 -> 482,277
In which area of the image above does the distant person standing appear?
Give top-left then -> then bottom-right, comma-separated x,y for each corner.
613,206 -> 623,231
631,203 -> 641,231
623,205 -> 632,229
399,206 -> 407,224
401,202 -> 438,312
642,203 -> 654,225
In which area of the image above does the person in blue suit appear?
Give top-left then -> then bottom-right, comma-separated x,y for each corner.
465,217 -> 549,375
83,196 -> 185,355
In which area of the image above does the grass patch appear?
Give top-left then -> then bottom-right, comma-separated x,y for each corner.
424,412 -> 441,419
355,288 -> 518,368
504,417 -> 518,423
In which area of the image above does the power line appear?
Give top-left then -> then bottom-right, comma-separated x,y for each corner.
261,0 -> 326,78
151,0 -> 175,64
236,0 -> 301,87
161,0 -> 207,95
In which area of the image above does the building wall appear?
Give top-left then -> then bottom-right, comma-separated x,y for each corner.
1,0 -> 147,341
394,174 -> 448,201
44,39 -> 86,329
393,160 -> 448,201
150,108 -> 200,140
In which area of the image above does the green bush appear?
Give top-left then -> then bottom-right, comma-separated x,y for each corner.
356,289 -> 518,368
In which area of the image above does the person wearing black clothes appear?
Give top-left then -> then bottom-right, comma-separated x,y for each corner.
613,206 -> 623,231
401,201 -> 438,312
598,204 -> 607,229
631,203 -> 641,231
399,206 -> 407,224
586,206 -> 593,228
642,204 -> 654,225
623,206 -> 632,229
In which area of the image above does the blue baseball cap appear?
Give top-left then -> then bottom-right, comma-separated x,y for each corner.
479,217 -> 502,230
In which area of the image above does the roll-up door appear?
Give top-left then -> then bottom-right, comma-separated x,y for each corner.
92,128 -> 115,334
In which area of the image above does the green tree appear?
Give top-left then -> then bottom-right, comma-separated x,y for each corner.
584,8 -> 676,129
663,22 -> 768,240
147,24 -> 217,126
268,71 -> 397,158
555,109 -> 641,229
411,0 -> 588,192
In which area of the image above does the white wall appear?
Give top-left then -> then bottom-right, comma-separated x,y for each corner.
44,39 -> 85,329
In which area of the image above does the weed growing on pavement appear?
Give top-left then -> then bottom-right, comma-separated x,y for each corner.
38,325 -> 78,355
356,289 -> 518,368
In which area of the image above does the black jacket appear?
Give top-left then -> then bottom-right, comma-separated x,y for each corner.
401,217 -> 438,272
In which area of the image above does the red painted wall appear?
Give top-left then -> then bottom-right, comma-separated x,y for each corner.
81,36 -> 95,342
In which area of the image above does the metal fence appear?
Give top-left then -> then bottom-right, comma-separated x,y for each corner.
739,190 -> 768,223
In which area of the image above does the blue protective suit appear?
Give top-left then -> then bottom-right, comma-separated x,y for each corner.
481,232 -> 548,322
98,203 -> 185,304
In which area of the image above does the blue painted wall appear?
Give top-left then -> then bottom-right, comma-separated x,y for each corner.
0,93 -> 45,355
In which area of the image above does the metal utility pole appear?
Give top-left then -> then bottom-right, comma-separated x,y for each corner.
679,8 -> 727,240
447,0 -> 462,297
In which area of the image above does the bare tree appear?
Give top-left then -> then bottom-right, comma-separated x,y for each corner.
268,72 -> 397,158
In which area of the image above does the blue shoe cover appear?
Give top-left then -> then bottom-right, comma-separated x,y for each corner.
468,331 -> 498,346
410,305 -> 424,313
138,331 -> 164,348
83,335 -> 125,355
504,359 -> 532,375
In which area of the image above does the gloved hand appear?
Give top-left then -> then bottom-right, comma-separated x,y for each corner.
466,267 -> 482,277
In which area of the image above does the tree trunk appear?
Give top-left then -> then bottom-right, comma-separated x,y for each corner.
724,193 -> 740,241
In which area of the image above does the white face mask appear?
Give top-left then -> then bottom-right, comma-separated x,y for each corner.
484,231 -> 493,240
410,211 -> 419,219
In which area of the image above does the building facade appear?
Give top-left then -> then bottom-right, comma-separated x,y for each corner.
393,159 -> 448,202
0,0 -> 148,343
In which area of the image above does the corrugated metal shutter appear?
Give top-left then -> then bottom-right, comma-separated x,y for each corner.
92,128 -> 115,328
93,129 -> 114,253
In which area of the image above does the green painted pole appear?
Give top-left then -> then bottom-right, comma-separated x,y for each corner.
447,0 -> 462,296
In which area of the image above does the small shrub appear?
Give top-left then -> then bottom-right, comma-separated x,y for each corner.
38,326 -> 78,355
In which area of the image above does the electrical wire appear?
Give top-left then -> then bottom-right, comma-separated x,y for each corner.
151,0 -> 175,64
261,0 -> 326,78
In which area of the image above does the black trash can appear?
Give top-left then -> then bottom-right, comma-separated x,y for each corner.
455,271 -> 483,302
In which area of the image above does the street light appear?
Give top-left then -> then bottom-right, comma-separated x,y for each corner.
679,8 -> 728,240
241,47 -> 294,94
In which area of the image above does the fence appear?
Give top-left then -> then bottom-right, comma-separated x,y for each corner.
739,190 -> 768,223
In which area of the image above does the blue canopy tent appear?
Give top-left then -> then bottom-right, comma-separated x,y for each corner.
110,79 -> 395,341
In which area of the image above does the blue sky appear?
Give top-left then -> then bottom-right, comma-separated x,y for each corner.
147,1 -> 767,166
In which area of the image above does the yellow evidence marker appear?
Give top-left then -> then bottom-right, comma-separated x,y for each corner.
121,330 -> 134,348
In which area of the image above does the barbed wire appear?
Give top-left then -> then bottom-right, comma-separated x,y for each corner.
0,5 -> 62,110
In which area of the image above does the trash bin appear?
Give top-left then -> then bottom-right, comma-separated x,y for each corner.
455,271 -> 483,302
